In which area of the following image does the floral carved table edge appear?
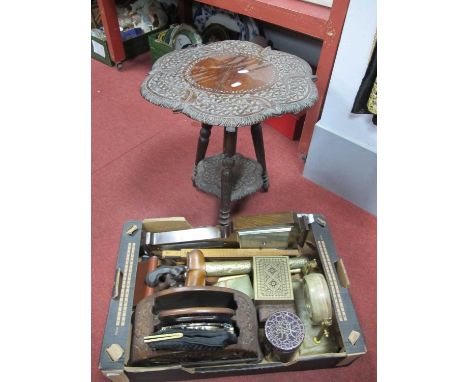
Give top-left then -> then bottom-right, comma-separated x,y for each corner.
140,40 -> 318,128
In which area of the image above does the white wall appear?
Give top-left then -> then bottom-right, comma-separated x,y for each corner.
303,0 -> 377,215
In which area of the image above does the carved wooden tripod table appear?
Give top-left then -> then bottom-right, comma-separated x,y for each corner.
141,41 -> 317,237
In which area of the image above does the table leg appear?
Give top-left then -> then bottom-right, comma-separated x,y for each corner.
193,123 -> 212,184
251,123 -> 269,191
219,127 -> 237,238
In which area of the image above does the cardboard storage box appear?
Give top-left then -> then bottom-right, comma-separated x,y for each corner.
99,212 -> 366,381
91,28 -> 163,67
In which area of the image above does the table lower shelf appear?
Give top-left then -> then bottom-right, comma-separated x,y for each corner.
193,153 -> 263,201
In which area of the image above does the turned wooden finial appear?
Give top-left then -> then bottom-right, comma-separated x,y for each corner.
185,249 -> 206,286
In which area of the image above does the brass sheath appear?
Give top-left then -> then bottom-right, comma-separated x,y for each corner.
289,257 -> 310,270
204,256 -> 309,276
205,261 -> 252,276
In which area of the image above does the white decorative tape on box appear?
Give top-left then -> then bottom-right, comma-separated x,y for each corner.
317,237 -> 347,322
115,242 -> 136,332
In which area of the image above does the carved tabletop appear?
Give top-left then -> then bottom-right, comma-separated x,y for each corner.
140,40 -> 318,128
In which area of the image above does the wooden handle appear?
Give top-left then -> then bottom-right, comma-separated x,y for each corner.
185,250 -> 206,286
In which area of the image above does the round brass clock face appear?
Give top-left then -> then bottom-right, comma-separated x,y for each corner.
303,273 -> 332,325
